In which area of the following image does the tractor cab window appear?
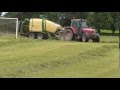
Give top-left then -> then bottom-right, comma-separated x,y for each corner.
75,21 -> 79,28
81,21 -> 88,28
71,21 -> 79,29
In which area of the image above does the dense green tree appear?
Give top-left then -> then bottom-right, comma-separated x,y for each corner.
5,12 -> 60,22
110,12 -> 120,34
88,12 -> 113,33
88,12 -> 120,34
58,12 -> 91,26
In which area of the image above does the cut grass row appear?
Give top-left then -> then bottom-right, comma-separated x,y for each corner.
0,36 -> 119,78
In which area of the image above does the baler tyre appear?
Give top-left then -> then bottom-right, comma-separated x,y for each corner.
29,33 -> 35,39
82,33 -> 89,42
43,33 -> 48,39
37,33 -> 44,40
94,34 -> 100,42
63,29 -> 73,41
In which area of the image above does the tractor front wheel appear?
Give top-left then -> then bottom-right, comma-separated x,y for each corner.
93,33 -> 100,42
82,33 -> 89,42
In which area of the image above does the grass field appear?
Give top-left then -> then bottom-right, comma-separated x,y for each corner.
0,35 -> 119,78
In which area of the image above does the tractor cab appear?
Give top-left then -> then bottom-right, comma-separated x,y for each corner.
71,19 -> 96,35
71,19 -> 88,31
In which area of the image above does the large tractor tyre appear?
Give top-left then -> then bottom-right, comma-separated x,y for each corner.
82,33 -> 89,42
63,29 -> 73,41
29,33 -> 35,39
37,33 -> 44,40
94,33 -> 100,42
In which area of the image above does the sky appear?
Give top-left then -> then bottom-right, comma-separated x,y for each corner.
1,12 -> 8,16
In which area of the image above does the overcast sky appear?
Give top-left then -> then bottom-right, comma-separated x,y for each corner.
1,12 -> 7,16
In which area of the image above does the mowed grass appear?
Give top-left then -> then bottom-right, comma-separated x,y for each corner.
0,35 -> 119,78
100,35 -> 119,43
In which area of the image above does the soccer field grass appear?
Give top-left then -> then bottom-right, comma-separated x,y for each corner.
0,36 -> 119,78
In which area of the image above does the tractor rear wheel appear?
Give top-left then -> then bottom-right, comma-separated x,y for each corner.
82,33 -> 89,42
63,29 -> 73,41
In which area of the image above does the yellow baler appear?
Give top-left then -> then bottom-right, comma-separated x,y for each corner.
28,18 -> 62,39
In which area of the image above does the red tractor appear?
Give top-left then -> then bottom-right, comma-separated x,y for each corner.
62,19 -> 100,42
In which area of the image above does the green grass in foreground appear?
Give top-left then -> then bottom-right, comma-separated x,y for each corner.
0,35 -> 119,78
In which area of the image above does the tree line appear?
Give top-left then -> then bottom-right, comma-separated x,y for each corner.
4,12 -> 120,34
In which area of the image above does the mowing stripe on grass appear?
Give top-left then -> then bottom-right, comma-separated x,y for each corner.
0,36 -> 119,78
0,43 -> 118,77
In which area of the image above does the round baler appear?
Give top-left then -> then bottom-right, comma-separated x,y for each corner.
28,18 -> 62,39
